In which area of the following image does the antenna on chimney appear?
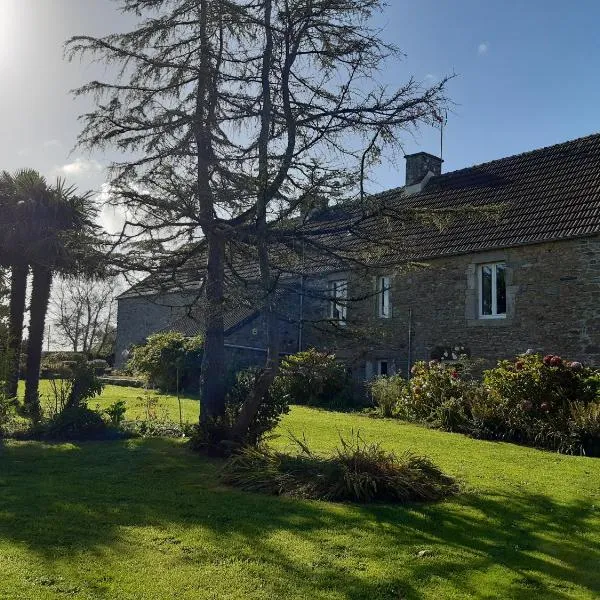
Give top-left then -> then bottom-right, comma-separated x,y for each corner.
434,109 -> 448,161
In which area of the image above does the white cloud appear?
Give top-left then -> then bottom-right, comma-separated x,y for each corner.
425,73 -> 436,81
478,42 -> 489,55
97,183 -> 127,235
56,157 -> 103,177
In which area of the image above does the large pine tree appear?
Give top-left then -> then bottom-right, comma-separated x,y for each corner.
67,0 -> 449,439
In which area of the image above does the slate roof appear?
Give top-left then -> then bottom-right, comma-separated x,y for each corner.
159,303 -> 259,337
120,132 -> 600,300
310,132 -> 600,261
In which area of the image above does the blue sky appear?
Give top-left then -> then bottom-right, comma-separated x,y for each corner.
369,0 -> 600,188
0,0 -> 599,225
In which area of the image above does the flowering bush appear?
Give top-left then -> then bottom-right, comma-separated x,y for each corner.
481,353 -> 600,452
370,353 -> 600,456
401,360 -> 481,432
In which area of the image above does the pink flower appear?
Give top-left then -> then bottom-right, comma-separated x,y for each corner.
451,371 -> 459,380
569,361 -> 583,371
549,356 -> 562,367
543,355 -> 554,366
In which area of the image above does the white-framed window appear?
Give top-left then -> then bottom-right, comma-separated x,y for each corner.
377,275 -> 391,318
478,262 -> 507,318
329,279 -> 347,324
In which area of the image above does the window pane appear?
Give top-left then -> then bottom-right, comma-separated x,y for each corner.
481,266 -> 492,315
379,361 -> 388,376
496,264 -> 506,314
379,276 -> 390,318
330,280 -> 347,322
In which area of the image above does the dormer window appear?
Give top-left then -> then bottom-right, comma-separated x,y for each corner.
329,279 -> 347,324
479,262 -> 506,318
377,276 -> 391,318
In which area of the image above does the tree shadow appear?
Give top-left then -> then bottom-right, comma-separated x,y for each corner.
0,438 -> 598,599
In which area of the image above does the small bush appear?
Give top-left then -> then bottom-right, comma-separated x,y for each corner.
44,360 -> 107,440
45,405 -> 107,440
105,400 -> 127,427
127,331 -> 203,393
225,367 -> 290,446
404,360 -> 480,431
120,419 -> 191,438
222,432 -> 459,504
569,402 -> 600,456
369,375 -> 407,418
271,349 -> 354,409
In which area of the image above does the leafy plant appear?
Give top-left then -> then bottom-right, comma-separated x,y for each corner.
405,360 -> 479,430
222,432 -> 459,504
44,359 -> 106,440
270,349 -> 353,409
126,331 -> 203,393
105,400 -> 127,427
225,367 -> 290,446
369,374 -> 407,418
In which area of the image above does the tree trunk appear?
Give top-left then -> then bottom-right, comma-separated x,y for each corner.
4,264 -> 28,399
24,266 -> 53,421
199,232 -> 226,426
230,0 -> 281,442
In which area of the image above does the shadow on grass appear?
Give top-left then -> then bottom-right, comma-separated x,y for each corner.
0,438 -> 598,599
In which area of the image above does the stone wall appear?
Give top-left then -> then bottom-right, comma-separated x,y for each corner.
114,291 -> 199,368
115,289 -> 302,370
115,236 -> 599,378
302,235 -> 600,377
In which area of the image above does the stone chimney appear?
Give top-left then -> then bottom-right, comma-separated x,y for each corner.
404,152 -> 443,187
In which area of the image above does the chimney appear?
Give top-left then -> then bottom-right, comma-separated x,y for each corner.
404,152 -> 443,187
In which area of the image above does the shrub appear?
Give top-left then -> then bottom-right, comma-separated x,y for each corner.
44,360 -> 107,440
120,419 -> 191,439
378,354 -> 600,456
404,360 -> 479,431
41,352 -> 87,378
369,374 -> 407,418
569,402 -> 600,456
222,432 -> 459,504
271,349 -> 354,409
45,405 -> 107,440
126,331 -> 203,393
105,400 -> 127,427
482,353 -> 600,452
225,367 -> 290,446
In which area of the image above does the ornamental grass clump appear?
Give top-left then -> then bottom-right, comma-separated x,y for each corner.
221,432 -> 459,504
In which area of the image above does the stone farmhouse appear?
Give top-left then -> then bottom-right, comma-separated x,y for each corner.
115,133 -> 600,379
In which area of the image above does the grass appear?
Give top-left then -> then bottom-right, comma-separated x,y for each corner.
21,380 -> 201,424
1,389 -> 599,599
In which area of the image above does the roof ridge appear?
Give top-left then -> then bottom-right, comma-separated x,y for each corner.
438,131 -> 600,179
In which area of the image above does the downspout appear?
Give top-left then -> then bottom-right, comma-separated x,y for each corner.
407,307 -> 413,379
298,241 -> 305,352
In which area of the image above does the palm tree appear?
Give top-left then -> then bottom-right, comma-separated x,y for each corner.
0,170 -> 99,418
22,178 -> 98,418
0,170 -> 49,400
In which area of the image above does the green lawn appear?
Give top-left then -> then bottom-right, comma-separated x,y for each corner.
25,380 -> 201,423
1,390 -> 599,599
